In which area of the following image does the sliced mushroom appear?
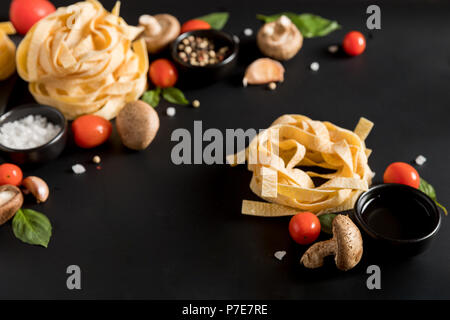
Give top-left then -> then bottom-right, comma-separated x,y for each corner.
0,185 -> 23,226
257,15 -> 303,61
300,215 -> 363,271
243,58 -> 285,87
22,176 -> 49,203
139,14 -> 180,53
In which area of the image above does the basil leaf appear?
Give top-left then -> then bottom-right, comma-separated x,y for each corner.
419,178 -> 447,215
197,12 -> 229,30
318,213 -> 337,234
162,87 -> 189,105
12,209 -> 52,248
141,88 -> 161,107
257,12 -> 341,38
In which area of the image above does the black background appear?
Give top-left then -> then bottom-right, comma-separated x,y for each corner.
0,0 -> 449,300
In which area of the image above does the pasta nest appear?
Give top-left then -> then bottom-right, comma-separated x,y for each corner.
231,114 -> 374,216
16,0 -> 148,120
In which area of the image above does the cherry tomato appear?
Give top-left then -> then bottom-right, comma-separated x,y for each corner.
289,212 -> 321,245
342,31 -> 366,56
149,59 -> 178,88
383,162 -> 420,189
10,0 -> 56,35
180,19 -> 211,34
0,163 -> 23,187
72,115 -> 112,149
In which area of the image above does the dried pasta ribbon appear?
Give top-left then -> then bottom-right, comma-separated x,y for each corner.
16,0 -> 148,120
234,115 -> 374,216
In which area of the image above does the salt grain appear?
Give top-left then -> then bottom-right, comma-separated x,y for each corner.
274,251 -> 286,261
0,115 -> 61,150
72,164 -> 86,174
166,107 -> 176,117
415,155 -> 427,166
310,62 -> 320,71
243,28 -> 253,36
328,45 -> 339,53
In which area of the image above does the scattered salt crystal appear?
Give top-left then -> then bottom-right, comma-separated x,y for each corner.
0,115 -> 61,150
72,164 -> 86,174
274,251 -> 286,261
328,45 -> 339,53
243,28 -> 253,36
310,62 -> 320,71
166,107 -> 176,117
415,155 -> 427,166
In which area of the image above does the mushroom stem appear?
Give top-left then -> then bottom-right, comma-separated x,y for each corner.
300,239 -> 336,268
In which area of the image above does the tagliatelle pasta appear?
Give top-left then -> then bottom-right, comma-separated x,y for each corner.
229,115 -> 374,216
0,22 -> 16,81
16,0 -> 148,120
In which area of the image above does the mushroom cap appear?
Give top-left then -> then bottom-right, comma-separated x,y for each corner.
116,100 -> 160,150
257,16 -> 303,61
332,215 -> 363,271
0,185 -> 23,226
141,14 -> 180,54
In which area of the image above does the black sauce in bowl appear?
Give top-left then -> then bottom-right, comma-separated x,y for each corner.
353,184 -> 441,256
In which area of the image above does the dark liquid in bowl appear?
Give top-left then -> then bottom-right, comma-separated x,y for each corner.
361,194 -> 435,240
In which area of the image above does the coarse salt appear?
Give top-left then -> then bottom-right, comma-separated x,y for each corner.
72,164 -> 86,174
415,155 -> 427,165
0,115 -> 61,150
243,28 -> 253,36
310,62 -> 320,71
274,251 -> 286,261
166,107 -> 176,117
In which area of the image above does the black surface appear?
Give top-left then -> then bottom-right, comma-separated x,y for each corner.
0,0 -> 449,299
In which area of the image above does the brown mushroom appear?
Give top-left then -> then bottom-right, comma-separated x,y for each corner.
0,185 -> 23,226
22,176 -> 49,203
116,100 -> 160,151
243,58 -> 285,87
257,15 -> 303,61
300,215 -> 363,271
139,14 -> 180,54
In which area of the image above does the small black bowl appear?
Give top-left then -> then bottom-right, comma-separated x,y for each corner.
0,104 -> 68,165
351,184 -> 441,256
170,29 -> 239,86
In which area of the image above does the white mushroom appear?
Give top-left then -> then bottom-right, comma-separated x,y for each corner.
257,15 -> 303,61
22,176 -> 50,203
300,215 -> 363,271
139,14 -> 181,53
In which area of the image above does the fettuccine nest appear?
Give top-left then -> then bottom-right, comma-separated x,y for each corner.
229,114 -> 374,216
16,0 -> 148,120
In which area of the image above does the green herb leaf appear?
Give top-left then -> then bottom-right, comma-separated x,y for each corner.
257,12 -> 341,38
197,12 -> 229,30
162,87 -> 189,105
12,209 -> 52,248
318,213 -> 337,234
141,88 -> 161,107
419,178 -> 447,215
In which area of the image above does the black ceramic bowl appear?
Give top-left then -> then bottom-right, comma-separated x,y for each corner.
170,29 -> 239,85
352,184 -> 441,256
0,104 -> 68,165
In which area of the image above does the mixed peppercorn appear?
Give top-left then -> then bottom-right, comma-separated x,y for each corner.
177,35 -> 230,66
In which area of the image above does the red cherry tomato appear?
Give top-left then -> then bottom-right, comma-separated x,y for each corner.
289,212 -> 321,245
72,115 -> 112,149
383,162 -> 420,189
180,19 -> 211,34
149,59 -> 178,88
0,163 -> 23,187
9,0 -> 56,35
342,31 -> 366,56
